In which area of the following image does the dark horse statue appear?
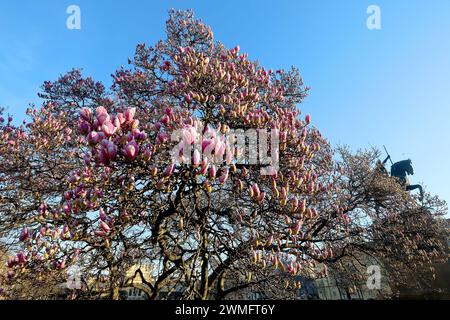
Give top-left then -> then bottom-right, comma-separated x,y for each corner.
390,159 -> 424,201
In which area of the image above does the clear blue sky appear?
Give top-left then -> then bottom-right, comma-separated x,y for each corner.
1,1 -> 449,208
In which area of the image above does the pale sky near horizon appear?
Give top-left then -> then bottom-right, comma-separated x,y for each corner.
1,0 -> 449,210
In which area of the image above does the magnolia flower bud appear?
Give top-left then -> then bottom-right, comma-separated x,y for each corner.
160,115 -> 170,126
237,179 -> 244,192
63,190 -> 71,201
164,163 -> 176,176
219,168 -> 229,184
251,183 -> 260,198
100,220 -> 110,233
80,154 -> 89,168
63,224 -> 69,235
308,181 -> 315,193
99,208 -> 107,221
293,220 -> 302,235
156,132 -> 169,144
19,228 -> 29,242
193,149 -> 201,166
257,192 -> 266,203
305,114 -> 311,125
280,187 -> 287,199
299,199 -> 306,214
63,203 -> 71,214
95,230 -> 107,238
7,257 -> 15,268
142,148 -> 152,162
199,159 -> 209,175
17,251 -> 25,264
209,165 -> 217,179
87,131 -> 100,144
290,197 -> 299,211
342,214 -> 351,225
248,187 -> 254,198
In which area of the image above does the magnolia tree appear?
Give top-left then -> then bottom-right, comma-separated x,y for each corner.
0,10 -> 447,300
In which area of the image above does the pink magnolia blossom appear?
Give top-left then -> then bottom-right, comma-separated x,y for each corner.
202,139 -> 213,153
80,107 -> 92,121
101,121 -> 117,136
124,107 -> 136,123
96,106 -> 110,126
181,125 -> 198,145
116,113 -> 126,126
214,139 -> 226,161
101,140 -> 118,162
156,132 -> 169,144
123,140 -> 139,160
78,121 -> 91,134
87,131 -> 105,145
